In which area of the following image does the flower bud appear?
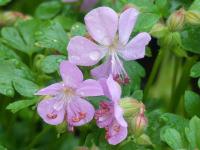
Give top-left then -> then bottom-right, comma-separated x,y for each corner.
0,11 -> 31,26
119,97 -> 144,118
150,23 -> 169,38
162,32 -> 181,49
131,113 -> 148,137
185,11 -> 200,25
167,8 -> 185,31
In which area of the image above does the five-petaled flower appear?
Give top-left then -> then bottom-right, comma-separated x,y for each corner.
95,75 -> 128,145
36,60 -> 103,131
63,0 -> 98,12
68,7 -> 151,84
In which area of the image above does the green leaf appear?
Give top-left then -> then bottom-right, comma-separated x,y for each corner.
134,13 -> 160,32
13,78 -> 39,97
35,21 -> 68,54
6,99 -> 38,113
0,59 -> 16,97
70,22 -> 86,37
184,90 -> 200,117
155,0 -> 170,17
0,58 -> 34,97
181,27 -> 200,54
53,16 -> 76,30
128,0 -> 157,13
160,113 -> 188,134
41,55 -> 66,74
1,19 -> 41,55
132,90 -> 143,100
160,128 -> 184,149
35,1 -> 62,19
0,0 -> 10,6
0,42 -> 20,60
185,116 -> 200,149
190,62 -> 200,78
124,61 -> 145,91
198,78 -> 200,88
189,0 -> 200,11
124,61 -> 145,79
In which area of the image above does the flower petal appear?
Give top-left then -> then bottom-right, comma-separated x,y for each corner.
91,57 -> 112,79
95,102 -> 113,128
37,98 -> 65,125
81,0 -> 98,12
98,78 -> 111,99
119,32 -> 151,60
85,7 -> 118,45
35,82 -> 63,96
68,36 -> 103,66
76,79 -> 103,97
67,97 -> 95,126
119,8 -> 139,45
114,103 -> 127,127
106,75 -> 121,102
59,60 -> 83,87
107,120 -> 128,145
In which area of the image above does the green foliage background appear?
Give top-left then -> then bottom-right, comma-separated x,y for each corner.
0,0 -> 200,149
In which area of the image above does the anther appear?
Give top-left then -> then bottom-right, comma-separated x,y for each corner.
47,113 -> 57,119
72,117 -> 80,122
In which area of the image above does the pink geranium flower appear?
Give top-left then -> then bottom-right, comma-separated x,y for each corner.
68,7 -> 151,84
63,0 -> 98,12
95,76 -> 128,145
35,60 -> 103,131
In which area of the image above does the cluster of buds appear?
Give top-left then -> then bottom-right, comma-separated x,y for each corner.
119,97 -> 148,137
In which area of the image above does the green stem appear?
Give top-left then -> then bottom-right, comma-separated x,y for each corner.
143,49 -> 165,101
27,126 -> 52,149
169,56 -> 197,112
171,56 -> 180,96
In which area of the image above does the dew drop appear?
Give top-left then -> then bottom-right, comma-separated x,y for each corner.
89,51 -> 100,61
70,56 -> 80,62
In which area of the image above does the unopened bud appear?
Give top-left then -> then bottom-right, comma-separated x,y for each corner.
0,11 -> 31,26
167,8 -> 185,31
131,113 -> 148,137
185,11 -> 200,25
119,97 -> 144,118
162,32 -> 181,49
150,23 -> 169,38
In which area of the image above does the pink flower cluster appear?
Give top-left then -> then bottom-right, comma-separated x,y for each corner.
36,7 -> 151,145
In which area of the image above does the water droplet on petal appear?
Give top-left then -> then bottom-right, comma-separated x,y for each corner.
70,56 -> 80,62
89,51 -> 100,61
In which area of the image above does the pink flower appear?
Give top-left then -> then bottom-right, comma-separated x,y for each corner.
35,60 -> 103,131
68,7 -> 151,84
95,76 -> 128,145
63,0 -> 98,12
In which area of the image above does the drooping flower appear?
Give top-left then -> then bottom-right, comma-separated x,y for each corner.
63,0 -> 98,12
35,60 -> 103,131
95,76 -> 128,145
68,7 -> 151,84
